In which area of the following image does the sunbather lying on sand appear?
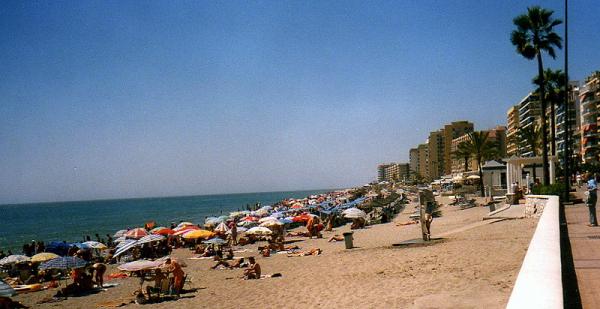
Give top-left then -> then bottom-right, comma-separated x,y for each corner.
286,231 -> 309,237
328,235 -> 344,242
396,221 -> 418,226
287,248 -> 321,257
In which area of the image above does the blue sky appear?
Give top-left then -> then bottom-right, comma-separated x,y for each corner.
1,1 -> 599,204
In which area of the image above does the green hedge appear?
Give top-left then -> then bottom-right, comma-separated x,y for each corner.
531,183 -> 564,196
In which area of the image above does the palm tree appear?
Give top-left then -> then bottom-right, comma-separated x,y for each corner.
452,142 -> 472,172
533,68 -> 566,156
518,125 -> 542,181
460,131 -> 498,197
511,6 -> 562,185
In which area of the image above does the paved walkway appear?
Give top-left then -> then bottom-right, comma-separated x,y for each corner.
565,190 -> 600,308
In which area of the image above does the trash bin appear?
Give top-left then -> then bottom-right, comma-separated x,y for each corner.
489,203 -> 496,212
343,232 -> 353,249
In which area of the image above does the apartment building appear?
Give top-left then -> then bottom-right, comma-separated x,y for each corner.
580,72 -> 600,163
442,121 -> 474,174
506,105 -> 520,156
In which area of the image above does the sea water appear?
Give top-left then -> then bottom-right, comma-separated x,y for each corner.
0,189 -> 331,253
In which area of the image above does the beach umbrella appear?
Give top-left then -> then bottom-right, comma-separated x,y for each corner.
31,252 -> 59,263
115,239 -> 136,250
0,279 -> 16,297
466,175 -> 481,180
202,238 -> 227,245
291,203 -> 304,209
174,224 -> 199,232
229,210 -> 250,218
259,217 -> 283,227
0,255 -> 30,266
226,226 -> 247,234
280,218 -> 294,224
176,222 -> 195,229
218,215 -> 230,221
342,208 -> 367,219
292,213 -> 315,223
114,240 -> 139,258
72,242 -> 92,250
117,259 -> 164,272
137,234 -> 165,245
258,216 -> 279,224
39,256 -> 87,270
83,241 -> 108,249
204,217 -> 222,226
173,226 -> 200,236
245,226 -> 273,235
214,222 -> 230,233
182,229 -> 215,240
125,228 -> 148,239
242,216 -> 258,222
238,220 -> 257,228
113,229 -> 128,238
151,227 -> 175,235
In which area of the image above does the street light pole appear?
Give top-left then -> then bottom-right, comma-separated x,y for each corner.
564,0 -> 571,202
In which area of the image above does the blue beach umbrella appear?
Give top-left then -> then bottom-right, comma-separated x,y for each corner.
0,279 -> 16,297
39,256 -> 88,270
203,238 -> 227,245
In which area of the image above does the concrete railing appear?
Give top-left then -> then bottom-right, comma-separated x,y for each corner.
507,195 -> 562,309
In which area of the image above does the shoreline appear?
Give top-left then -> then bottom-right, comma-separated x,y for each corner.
0,189 -> 336,253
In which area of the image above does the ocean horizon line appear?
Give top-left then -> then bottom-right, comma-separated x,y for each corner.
0,187 -> 347,207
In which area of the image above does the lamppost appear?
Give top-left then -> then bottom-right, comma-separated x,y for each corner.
564,0 -> 571,202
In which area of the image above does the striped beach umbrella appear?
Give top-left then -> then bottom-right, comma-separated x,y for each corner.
116,239 -> 136,249
31,252 -> 59,263
125,228 -> 148,239
113,240 -> 139,258
173,226 -> 199,236
175,222 -> 195,229
39,256 -> 88,270
0,279 -> 16,297
214,222 -> 230,233
137,234 -> 165,245
0,255 -> 31,266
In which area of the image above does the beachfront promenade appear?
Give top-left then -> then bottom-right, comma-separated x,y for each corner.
565,192 -> 600,309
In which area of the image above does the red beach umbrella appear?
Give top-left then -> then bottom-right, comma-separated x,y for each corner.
173,226 -> 200,236
152,228 -> 175,235
242,216 -> 258,222
124,228 -> 148,239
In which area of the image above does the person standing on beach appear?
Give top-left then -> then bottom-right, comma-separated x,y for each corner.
164,258 -> 184,297
586,173 -> 598,227
230,221 -> 238,246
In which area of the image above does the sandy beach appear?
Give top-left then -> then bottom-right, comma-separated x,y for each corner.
11,196 -> 538,309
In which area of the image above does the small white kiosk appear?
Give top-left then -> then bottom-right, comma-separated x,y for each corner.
506,155 -> 558,194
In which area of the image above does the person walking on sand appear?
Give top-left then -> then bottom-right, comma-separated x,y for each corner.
586,173 -> 598,227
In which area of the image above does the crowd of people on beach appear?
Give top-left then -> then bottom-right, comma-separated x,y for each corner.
1,188 -> 406,307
